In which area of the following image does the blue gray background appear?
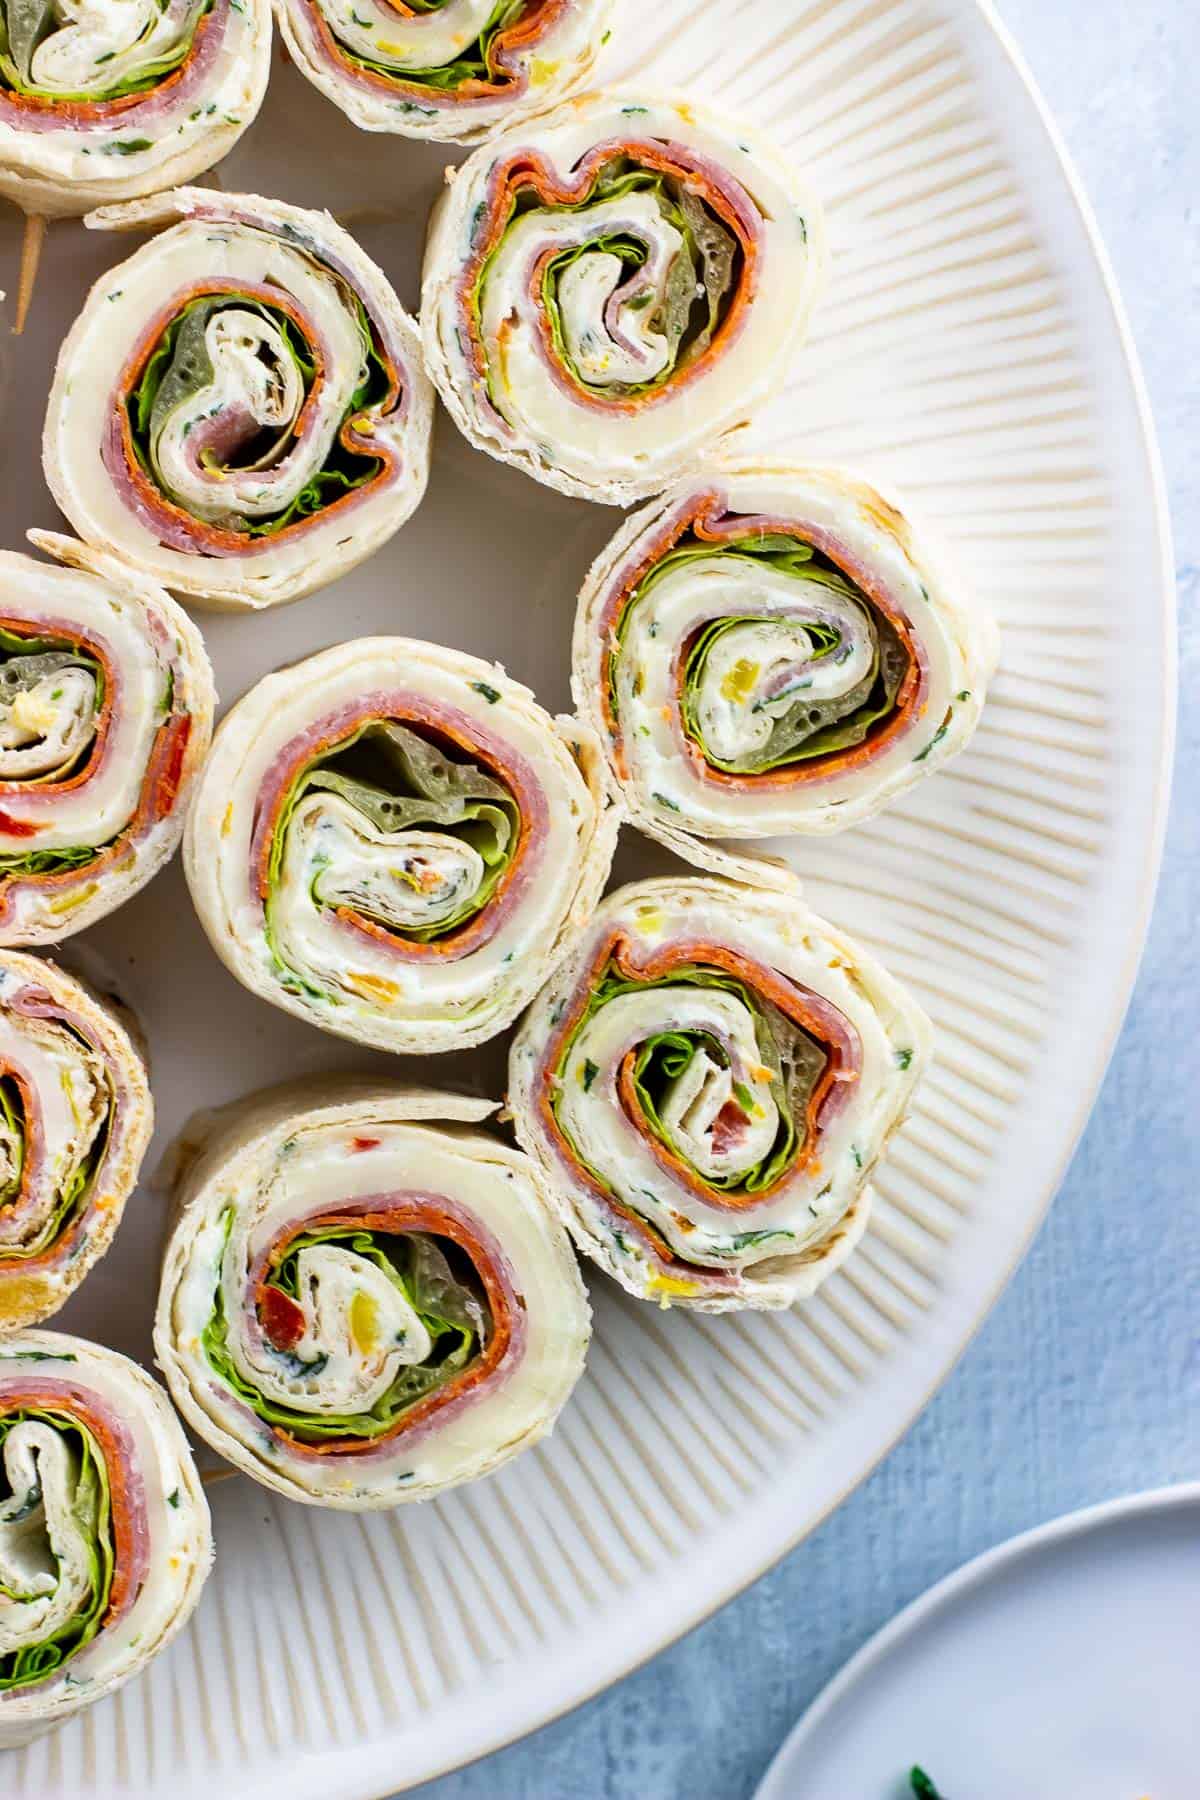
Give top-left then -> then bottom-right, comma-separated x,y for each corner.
412,4 -> 1199,1792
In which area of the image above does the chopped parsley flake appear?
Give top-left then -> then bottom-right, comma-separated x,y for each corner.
913,721 -> 950,762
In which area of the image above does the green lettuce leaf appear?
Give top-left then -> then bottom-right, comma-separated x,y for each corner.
613,530 -> 912,773
200,1215 -> 490,1443
266,717 -> 521,947
2,0 -> 52,87
678,188 -> 736,356
0,845 -> 102,881
552,961 -> 828,1196
324,0 -> 526,97
125,287 -> 388,537
0,0 -> 212,104
0,1409 -> 114,1692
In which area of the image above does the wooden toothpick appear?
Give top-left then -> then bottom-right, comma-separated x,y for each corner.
198,1464 -> 241,1489
13,211 -> 46,336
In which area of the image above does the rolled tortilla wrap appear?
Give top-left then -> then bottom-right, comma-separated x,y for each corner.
0,533 -> 214,946
0,0 -> 271,220
572,463 -> 999,872
509,875 -> 931,1312
0,951 -> 152,1335
184,636 -> 618,1052
276,0 -> 614,144
421,89 -> 825,503
154,1080 -> 591,1507
0,1329 -> 211,1750
43,188 -> 434,611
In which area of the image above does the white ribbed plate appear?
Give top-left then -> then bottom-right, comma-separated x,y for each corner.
0,2 -> 1173,1796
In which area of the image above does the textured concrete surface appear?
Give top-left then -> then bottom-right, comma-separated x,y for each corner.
412,4 -> 1199,1794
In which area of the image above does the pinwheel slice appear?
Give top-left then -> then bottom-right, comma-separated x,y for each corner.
43,187 -> 434,611
509,876 -> 931,1312
0,952 -> 152,1334
155,1080 -> 591,1507
277,0 -> 613,144
0,534 -> 213,945
0,1329 -> 211,1749
184,636 -> 618,1052
573,464 -> 999,874
0,0 -> 271,220
422,90 -> 825,503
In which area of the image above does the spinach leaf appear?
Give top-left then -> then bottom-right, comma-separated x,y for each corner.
910,1770 -> 945,1799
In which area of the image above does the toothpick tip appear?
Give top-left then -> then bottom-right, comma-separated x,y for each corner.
13,212 -> 47,337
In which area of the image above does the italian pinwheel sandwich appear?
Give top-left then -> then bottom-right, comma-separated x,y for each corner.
572,463 -> 997,872
0,0 -> 271,218
184,636 -> 618,1052
0,1331 -> 211,1748
510,876 -> 930,1312
0,952 -> 152,1334
155,1081 -> 591,1507
422,90 -> 825,502
0,534 -> 213,945
278,0 -> 614,143
44,189 -> 433,610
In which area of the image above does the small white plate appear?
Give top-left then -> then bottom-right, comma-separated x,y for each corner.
757,1485 -> 1200,1800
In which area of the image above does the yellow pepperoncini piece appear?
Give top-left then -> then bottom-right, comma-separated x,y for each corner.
720,658 -> 760,705
349,1290 -> 380,1356
344,971 -> 401,1004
